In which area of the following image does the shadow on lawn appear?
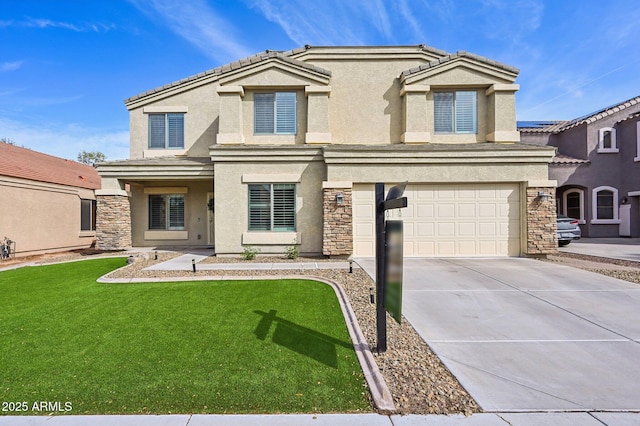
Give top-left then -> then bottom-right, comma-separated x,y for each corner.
254,309 -> 352,368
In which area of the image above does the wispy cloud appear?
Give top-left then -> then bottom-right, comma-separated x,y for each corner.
0,18 -> 116,32
0,117 -> 129,161
1,61 -> 23,72
128,0 -> 253,63
245,0 -> 396,45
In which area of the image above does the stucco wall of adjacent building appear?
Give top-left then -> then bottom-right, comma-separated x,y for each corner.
0,176 -> 96,256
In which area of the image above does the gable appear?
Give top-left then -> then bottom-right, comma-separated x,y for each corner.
218,57 -> 331,87
402,55 -> 518,86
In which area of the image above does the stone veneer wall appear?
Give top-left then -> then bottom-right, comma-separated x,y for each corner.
322,188 -> 353,256
96,195 -> 132,250
526,187 -> 557,255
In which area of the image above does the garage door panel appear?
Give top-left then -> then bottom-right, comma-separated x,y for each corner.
353,183 -> 520,257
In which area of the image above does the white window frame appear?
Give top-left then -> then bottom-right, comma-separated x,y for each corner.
254,92 -> 297,135
597,127 -> 618,153
148,113 -> 185,149
562,189 -> 585,224
634,121 -> 640,162
434,90 -> 478,134
591,186 -> 620,224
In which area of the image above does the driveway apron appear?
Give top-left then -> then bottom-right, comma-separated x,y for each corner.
356,257 -> 640,411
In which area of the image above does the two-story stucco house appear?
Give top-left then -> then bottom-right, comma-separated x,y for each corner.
520,95 -> 640,238
97,45 -> 557,257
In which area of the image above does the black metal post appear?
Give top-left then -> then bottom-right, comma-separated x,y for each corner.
375,183 -> 387,353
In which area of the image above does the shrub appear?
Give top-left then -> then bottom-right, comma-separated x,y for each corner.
242,246 -> 260,260
285,240 -> 299,260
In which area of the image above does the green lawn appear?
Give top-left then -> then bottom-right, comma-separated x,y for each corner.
0,259 -> 370,414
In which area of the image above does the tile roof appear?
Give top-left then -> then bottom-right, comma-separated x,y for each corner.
401,50 -> 519,78
125,45 -> 512,105
125,46 -> 330,104
519,95 -> 640,133
0,143 -> 101,189
551,154 -> 590,165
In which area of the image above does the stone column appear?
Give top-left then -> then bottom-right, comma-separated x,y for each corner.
95,191 -> 132,250
322,183 -> 353,257
526,186 -> 557,256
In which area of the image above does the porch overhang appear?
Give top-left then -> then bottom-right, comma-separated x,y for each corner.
97,157 -> 213,181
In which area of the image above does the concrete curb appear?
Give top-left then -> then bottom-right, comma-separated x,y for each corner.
98,272 -> 395,412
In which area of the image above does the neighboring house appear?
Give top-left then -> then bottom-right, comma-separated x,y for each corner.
0,142 -> 101,257
97,45 -> 557,257
519,96 -> 640,238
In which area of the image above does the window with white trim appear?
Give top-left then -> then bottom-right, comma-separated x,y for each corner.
563,189 -> 584,223
597,127 -> 618,153
149,194 -> 185,230
80,199 -> 96,231
149,113 -> 184,149
591,186 -> 619,224
248,184 -> 296,231
434,91 -> 477,134
254,92 -> 297,134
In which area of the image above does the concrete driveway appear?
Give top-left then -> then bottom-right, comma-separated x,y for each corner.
356,257 -> 640,412
561,237 -> 640,262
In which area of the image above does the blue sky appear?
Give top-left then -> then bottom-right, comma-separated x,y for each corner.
1,0 -> 639,161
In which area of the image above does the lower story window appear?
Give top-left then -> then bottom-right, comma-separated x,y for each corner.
80,199 -> 96,231
248,183 -> 295,231
149,194 -> 185,230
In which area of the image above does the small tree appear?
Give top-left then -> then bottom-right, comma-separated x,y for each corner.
77,150 -> 106,167
1,137 -> 16,145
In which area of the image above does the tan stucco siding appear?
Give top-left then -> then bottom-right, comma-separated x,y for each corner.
213,161 -> 325,255
129,180 -> 212,246
129,85 -> 220,159
0,177 -> 96,256
308,59 -> 423,144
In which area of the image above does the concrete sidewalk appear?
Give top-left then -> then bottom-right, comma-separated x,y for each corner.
3,412 -> 640,425
560,237 -> 640,262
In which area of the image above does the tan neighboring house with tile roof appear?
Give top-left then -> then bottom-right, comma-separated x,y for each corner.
97,45 -> 557,257
520,95 -> 640,238
0,142 -> 101,257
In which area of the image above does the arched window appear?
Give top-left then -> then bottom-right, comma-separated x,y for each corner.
562,189 -> 584,223
591,186 -> 620,224
598,127 -> 618,153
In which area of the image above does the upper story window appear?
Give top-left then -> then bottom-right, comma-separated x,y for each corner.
149,113 -> 184,149
434,91 -> 477,134
597,127 -> 618,153
254,92 -> 297,135
149,194 -> 185,230
248,183 -> 296,231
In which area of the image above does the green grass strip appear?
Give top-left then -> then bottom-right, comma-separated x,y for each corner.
0,259 -> 370,414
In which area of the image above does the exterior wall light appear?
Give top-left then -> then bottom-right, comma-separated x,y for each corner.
538,191 -> 551,202
335,192 -> 344,205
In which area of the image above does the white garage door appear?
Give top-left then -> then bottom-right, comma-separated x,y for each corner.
353,183 -> 521,257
